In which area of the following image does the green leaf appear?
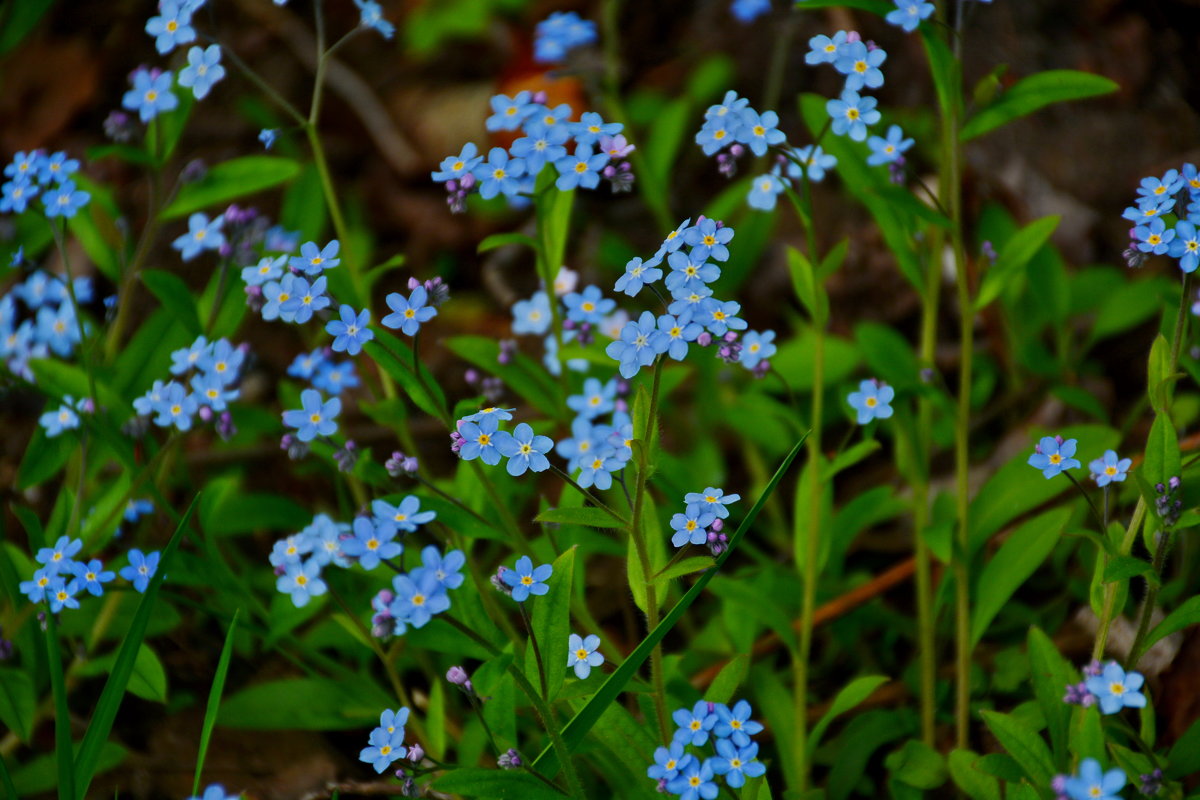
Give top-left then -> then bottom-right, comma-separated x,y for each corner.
978,709 -> 1055,784
1167,713 -> 1200,779
535,506 -> 624,529
652,556 -> 716,585
786,246 -> 827,326
855,321 -> 922,391
533,547 -> 575,700
365,328 -> 449,423
1141,595 -> 1200,654
73,495 -> 198,798
1102,554 -> 1154,584
1027,627 -> 1075,762
1143,412 -> 1181,491
141,269 -> 202,337
0,0 -> 53,55
961,70 -> 1119,141
1147,334 -> 1171,414
193,610 -> 238,797
161,156 -> 302,219
971,507 -> 1071,646
427,679 -> 447,760
706,654 -> 750,706
947,749 -> 1000,800
45,614 -> 74,800
77,644 -> 169,703
0,668 -> 35,742
219,678 -> 390,730
886,739 -> 946,790
11,742 -> 126,797
16,426 -> 74,490
1069,704 -> 1105,761
808,675 -> 889,756
974,216 -> 1060,311
534,169 -> 574,292
431,768 -> 566,798
533,436 -> 807,777
477,232 -> 538,253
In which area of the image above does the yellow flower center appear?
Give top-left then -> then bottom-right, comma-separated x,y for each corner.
576,648 -> 588,660
520,443 -> 532,454
404,309 -> 416,318
145,90 -> 158,102
310,413 -> 322,424
575,162 -> 588,173
171,404 -> 182,415
865,397 -> 877,408
854,60 -> 868,73
582,301 -> 595,312
366,538 -> 379,551
1111,682 -> 1125,695
166,20 -> 178,31
1049,453 -> 1062,464
477,433 -> 490,446
752,125 -> 765,136
1148,234 -> 1162,245
412,594 -> 425,606
493,168 -> 506,180
521,575 -> 533,586
296,574 -> 308,586
703,235 -> 716,246
1105,466 -> 1118,476
846,108 -> 860,120
452,160 -> 464,171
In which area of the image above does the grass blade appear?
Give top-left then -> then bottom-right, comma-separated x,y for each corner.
532,436 -> 807,776
44,613 -> 75,800
0,750 -> 17,800
73,493 -> 200,797
193,608 -> 240,796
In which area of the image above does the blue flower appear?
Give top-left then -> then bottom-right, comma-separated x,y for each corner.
748,173 -> 785,211
377,707 -> 410,740
120,549 -> 161,593
605,310 -> 667,379
564,285 -> 615,324
647,742 -> 694,782
269,534 -> 312,569
567,633 -> 605,678
696,117 -> 740,156
714,699 -> 764,746
3,151 -> 40,181
359,726 -> 405,774
178,44 -> 225,100
122,69 -> 178,123
464,406 -> 515,423
36,535 -> 83,574
282,389 -> 341,442
577,448 -> 623,490
279,275 -> 330,323
43,180 -> 91,219
511,121 -> 570,175
790,145 -> 837,182
827,89 -> 880,141
242,254 -> 286,286
326,305 -> 374,355
668,285 -> 714,319
735,109 -> 786,156
847,378 -> 894,424
458,413 -> 503,465
152,381 -> 198,430
685,218 -> 736,262
673,701 -> 719,747
314,359 -> 358,395
411,545 -> 466,590
40,399 -> 80,437
1085,662 -> 1147,715
685,487 -> 741,519
1138,169 -> 1184,200
886,0 -> 935,32
19,568 -> 54,603
124,499 -> 154,524
199,339 -> 243,384
276,559 -> 327,607
1064,759 -> 1126,800
554,144 -> 609,191
475,147 -> 528,200
47,576 -> 81,612
70,559 -> 115,597
570,112 -> 622,147
0,178 -> 37,214
354,0 -> 395,38
671,508 -> 716,547
186,785 -> 238,800
556,417 -> 604,472
190,372 -> 238,411
654,218 -> 695,260
710,739 -> 766,788
615,256 -> 664,296
666,251 -> 721,293
38,151 -> 80,184
1089,450 -> 1131,487
342,517 -> 402,570
382,285 -> 437,335
486,92 -> 535,132
867,125 -> 914,166
512,291 -> 552,335
145,0 -> 196,54
287,349 -> 327,380
534,11 -> 596,63
738,330 -> 776,369
731,0 -> 772,23
432,142 -> 483,183
1027,435 -> 1081,479
171,335 -> 211,374
568,378 -> 618,419
667,759 -> 718,800
835,41 -> 887,91
390,570 -> 451,627
501,555 -> 553,602
290,239 -> 340,275
657,312 -> 703,361
259,129 -> 278,149
1134,217 -> 1174,254
371,495 -> 436,534
699,298 -> 747,336
805,31 -> 848,65
173,212 -> 226,261
1122,196 -> 1173,224
1169,220 -> 1200,273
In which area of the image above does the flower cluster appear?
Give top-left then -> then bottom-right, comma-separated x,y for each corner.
19,535 -> 161,611
1026,435 -> 1133,486
1052,759 -> 1126,800
533,11 -> 596,63
884,0 -> 935,33
671,488 -> 741,555
648,699 -> 766,797
371,545 -> 463,637
1123,164 -> 1200,272
1062,660 -> 1147,714
2,149 -> 91,219
358,707 -> 414,774
453,408 -> 556,477
0,255 -> 92,380
432,93 -> 632,212
133,335 -> 246,435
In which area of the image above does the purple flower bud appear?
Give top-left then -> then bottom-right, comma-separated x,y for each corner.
1082,660 -> 1104,677
180,159 -> 208,184
198,405 -> 214,423
408,276 -> 421,291
614,398 -> 628,413
407,743 -> 424,762
334,440 -> 359,473
1169,475 -> 1181,490
425,276 -> 451,306
447,665 -> 471,685
281,433 -> 309,460
498,338 -> 517,365
216,411 -> 237,441
492,566 -> 512,595
697,331 -> 713,347
846,30 -> 861,42
450,430 -> 466,454
464,368 -> 479,385
723,331 -> 739,343
459,172 -> 476,190
562,318 -> 577,331
1139,768 -> 1163,796
498,748 -> 522,769
531,91 -> 548,105
1124,247 -> 1149,269
888,156 -> 906,185
752,359 -> 771,379
711,518 -> 724,532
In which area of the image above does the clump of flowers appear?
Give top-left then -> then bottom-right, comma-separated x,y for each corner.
648,699 -> 767,795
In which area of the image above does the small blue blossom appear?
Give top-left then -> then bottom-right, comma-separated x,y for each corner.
464,406 -> 515,423
867,124 -> 914,166
748,173 -> 785,211
432,142 -> 483,183
1134,217 -> 1174,254
269,534 -> 312,569
668,285 -> 714,318
570,112 -> 622,147
615,256 -> 664,296
120,549 -> 161,593
152,381 -> 198,430
501,555 -> 553,602
457,413 -> 503,465
710,739 -> 766,788
1027,435 -> 1081,479
512,291 -> 552,335
886,0 -> 935,32
1137,169 -> 1184,200
145,0 -> 196,54
38,151 -> 80,184
342,517 -> 402,570
282,389 -> 340,442
47,577 -> 81,613
654,218 -> 694,260
36,535 -> 83,574
371,495 -> 436,534
534,11 -> 596,63
666,252 -> 721,293
40,398 -> 80,437
699,298 -> 747,336
259,129 -> 278,149
790,145 -> 837,182
198,339 -> 243,383
714,699 -> 763,746
486,92 -> 535,133
242,254 -> 286,286
277,559 -> 327,607
0,178 -> 37,214
847,378 -> 894,424
172,212 -> 226,261
667,759 -> 719,800
190,372 -> 238,411
43,180 -> 91,219
186,784 -> 239,800
170,335 -> 210,374
1169,220 -> 1200,273
390,570 -> 450,627
827,89 -> 880,141
1122,196 -> 1173,224
382,285 -> 437,335
290,239 -> 340,275
475,147 -> 527,199
279,275 -> 330,323
738,330 -> 776,370
671,508 -> 716,547
673,701 -> 719,747
124,499 -> 154,524
731,0 -> 772,23
314,359 -> 358,395
685,488 -> 741,519
564,285 -> 615,324
354,0 -> 395,39
648,742 -> 694,782
805,31 -> 848,65
696,117 -> 740,156
606,310 -> 667,379
411,546 -> 466,590
1065,759 -> 1126,800
20,568 -> 54,603
359,726 -> 405,774
1085,662 -> 1147,714
835,41 -> 887,91
657,312 -> 703,360
567,633 -> 605,679
568,377 -> 618,419
70,559 -> 115,597
178,44 -> 225,100
577,448 -> 623,490
735,109 -> 786,156
326,305 -> 374,355
287,349 -> 327,380
685,218 -> 735,262
1089,450 -> 1131,487
122,69 -> 178,123
554,144 -> 609,191
555,417 -> 603,472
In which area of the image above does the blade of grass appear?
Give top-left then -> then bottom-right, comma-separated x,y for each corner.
73,493 -> 200,797
531,435 -> 807,776
193,608 -> 240,796
45,613 -> 75,800
0,751 -> 17,799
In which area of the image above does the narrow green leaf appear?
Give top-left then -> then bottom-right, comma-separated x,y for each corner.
786,246 -> 827,326
1069,704 -> 1104,761
192,609 -> 239,797
974,216 -> 1060,311
886,739 -> 946,790
961,70 -> 1119,141
477,232 -> 538,253
533,547 -> 575,700
1027,627 -> 1075,762
1102,555 -> 1154,584
1166,713 -> 1200,779
218,678 -> 389,730
16,426 -> 74,490
0,751 -> 17,800
365,328 -> 449,423
444,335 -> 562,418
161,156 -> 301,219
1141,595 -> 1200,654
73,494 -> 199,798
971,507 -> 1071,645
1147,334 -> 1171,414
808,675 -> 889,756
427,679 -> 447,760
141,269 -> 202,337
706,654 -> 750,706
535,506 -> 624,529
533,436 -> 807,777
431,767 -> 566,798
1143,412 -> 1181,491
979,709 -> 1055,784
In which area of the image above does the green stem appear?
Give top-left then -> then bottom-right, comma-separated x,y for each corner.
548,464 -> 629,526
205,257 -> 231,335
520,603 -> 549,699
45,614 -> 76,800
1128,526 -> 1175,668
